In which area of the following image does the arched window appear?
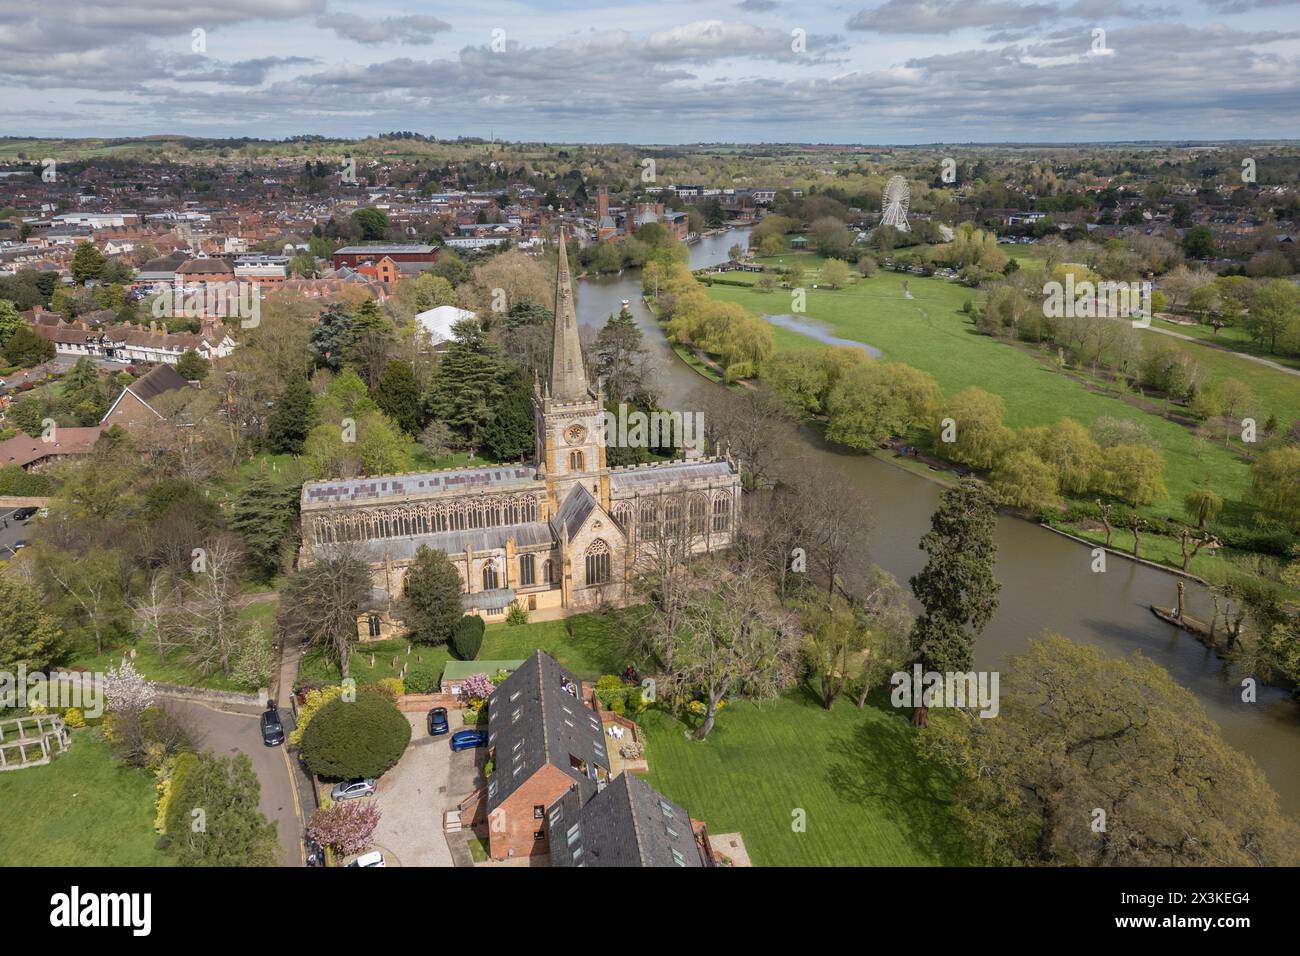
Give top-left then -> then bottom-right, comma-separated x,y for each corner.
569,450 -> 584,472
543,559 -> 553,585
689,496 -> 708,535
367,614 -> 382,638
482,563 -> 500,591
585,539 -> 611,586
638,501 -> 656,542
519,553 -> 536,587
712,495 -> 731,532
664,498 -> 683,536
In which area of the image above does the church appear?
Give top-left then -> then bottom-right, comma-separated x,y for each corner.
298,230 -> 743,627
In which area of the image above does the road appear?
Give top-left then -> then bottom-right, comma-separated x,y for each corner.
160,697 -> 305,867
0,508 -> 33,558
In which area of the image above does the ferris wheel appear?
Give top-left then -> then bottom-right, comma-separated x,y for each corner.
881,175 -> 911,231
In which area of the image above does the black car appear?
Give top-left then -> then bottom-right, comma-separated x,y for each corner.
427,706 -> 449,736
11,508 -> 36,521
260,706 -> 285,747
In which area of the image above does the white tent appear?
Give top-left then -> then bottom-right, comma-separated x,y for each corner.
415,305 -> 476,347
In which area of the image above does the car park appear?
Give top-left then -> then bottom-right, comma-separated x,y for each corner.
450,729 -> 487,751
427,706 -> 449,736
331,778 -> 377,801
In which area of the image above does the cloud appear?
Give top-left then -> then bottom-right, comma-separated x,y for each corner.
315,13 -> 451,45
1201,0 -> 1300,10
847,0 -> 1059,33
4,3 -> 1300,141
847,0 -> 1175,34
737,0 -> 781,10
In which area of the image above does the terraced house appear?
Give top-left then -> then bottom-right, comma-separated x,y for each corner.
299,229 -> 742,621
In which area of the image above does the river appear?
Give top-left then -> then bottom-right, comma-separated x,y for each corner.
575,227 -> 1300,813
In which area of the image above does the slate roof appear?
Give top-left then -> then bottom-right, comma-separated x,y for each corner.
335,243 -> 435,255
608,458 -> 735,493
128,363 -> 190,402
485,650 -> 609,813
302,465 -> 538,506
551,483 -> 597,542
549,773 -> 704,868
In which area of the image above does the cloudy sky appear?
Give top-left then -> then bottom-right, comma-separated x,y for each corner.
1,0 -> 1299,143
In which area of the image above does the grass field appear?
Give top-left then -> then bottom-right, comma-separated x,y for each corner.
72,598 -> 280,692
297,612 -> 632,687
706,267 -> 1294,532
0,730 -> 169,867
643,688 -> 967,866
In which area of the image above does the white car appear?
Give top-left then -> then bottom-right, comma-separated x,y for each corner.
347,851 -> 385,868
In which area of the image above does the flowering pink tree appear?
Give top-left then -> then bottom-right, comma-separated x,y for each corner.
102,660 -> 156,714
308,800 -> 381,857
461,672 -> 495,702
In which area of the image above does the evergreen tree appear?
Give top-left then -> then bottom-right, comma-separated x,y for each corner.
479,369 -> 535,461
266,375 -> 315,454
0,576 -> 64,672
2,324 -> 55,366
310,304 -> 354,371
428,319 -> 504,445
70,241 -> 106,285
229,476 -> 299,582
164,752 -> 281,867
401,545 -> 464,646
175,349 -> 210,381
374,360 -> 422,436
592,307 -> 652,404
908,478 -> 1002,725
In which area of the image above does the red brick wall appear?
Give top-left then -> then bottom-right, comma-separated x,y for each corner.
487,764 -> 573,861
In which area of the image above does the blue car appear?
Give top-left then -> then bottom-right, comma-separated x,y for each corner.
450,729 -> 487,752
427,706 -> 449,736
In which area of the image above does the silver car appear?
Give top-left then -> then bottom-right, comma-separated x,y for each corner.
331,778 -> 376,801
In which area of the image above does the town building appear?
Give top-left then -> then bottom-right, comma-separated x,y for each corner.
297,229 -> 743,620
331,243 -> 438,275
100,363 -> 193,428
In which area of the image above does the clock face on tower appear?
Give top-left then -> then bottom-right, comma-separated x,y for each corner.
565,424 -> 587,445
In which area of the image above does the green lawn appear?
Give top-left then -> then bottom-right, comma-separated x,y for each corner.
1153,317 -> 1300,374
707,269 -> 1286,530
70,598 -> 280,692
643,688 -> 968,866
297,611 -> 633,687
0,730 -> 169,866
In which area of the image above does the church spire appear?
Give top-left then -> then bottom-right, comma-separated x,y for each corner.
548,226 -> 589,402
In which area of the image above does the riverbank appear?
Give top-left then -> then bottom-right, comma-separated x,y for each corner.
574,227 -> 1300,814
699,260 -> 1297,599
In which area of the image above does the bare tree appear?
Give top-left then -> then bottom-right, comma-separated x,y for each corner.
628,485 -> 716,673
131,569 -> 181,663
689,383 -> 795,492
671,566 -> 799,739
175,535 -> 248,677
278,543 -> 374,679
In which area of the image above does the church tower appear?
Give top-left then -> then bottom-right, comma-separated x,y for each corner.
535,227 -> 609,513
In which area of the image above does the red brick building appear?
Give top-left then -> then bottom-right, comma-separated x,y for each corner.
332,243 -> 437,273
480,651 -> 611,862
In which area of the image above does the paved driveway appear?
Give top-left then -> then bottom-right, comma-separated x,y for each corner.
371,711 -> 481,867
161,698 -> 304,867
